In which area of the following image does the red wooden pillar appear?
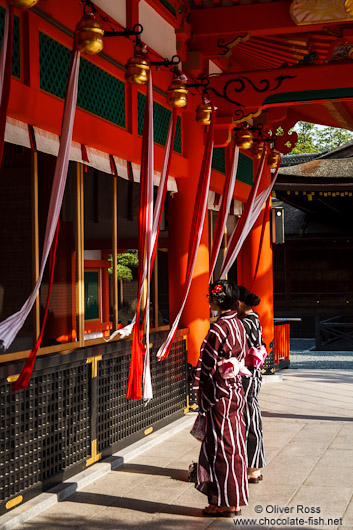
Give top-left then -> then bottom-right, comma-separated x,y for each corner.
168,109 -> 210,367
237,161 -> 274,355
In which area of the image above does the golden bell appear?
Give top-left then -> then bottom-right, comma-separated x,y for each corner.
167,79 -> 188,108
9,0 -> 38,7
267,150 -> 281,168
75,13 -> 104,55
196,102 -> 213,125
252,141 -> 265,159
125,53 -> 150,85
234,129 -> 253,150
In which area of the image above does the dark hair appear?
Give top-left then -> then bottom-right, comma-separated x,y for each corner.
208,280 -> 239,310
238,285 -> 260,307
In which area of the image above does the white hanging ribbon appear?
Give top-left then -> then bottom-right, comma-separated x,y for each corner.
219,151 -> 281,279
0,2 -> 10,95
157,108 -> 216,361
209,145 -> 239,281
106,106 -> 177,343
0,49 -> 81,352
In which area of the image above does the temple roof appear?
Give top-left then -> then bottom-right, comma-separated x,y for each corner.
274,140 -> 353,218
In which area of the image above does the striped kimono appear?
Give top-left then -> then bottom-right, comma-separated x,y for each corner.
193,310 -> 249,508
241,312 -> 266,469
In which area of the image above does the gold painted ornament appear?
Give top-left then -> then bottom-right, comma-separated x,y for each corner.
267,150 -> 281,168
75,13 -> 104,55
196,102 -> 213,125
167,79 -> 188,108
9,0 -> 38,7
125,53 -> 150,85
234,129 -> 253,150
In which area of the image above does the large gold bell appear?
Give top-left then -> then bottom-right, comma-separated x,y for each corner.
167,79 -> 188,108
9,0 -> 38,7
267,150 -> 281,168
234,129 -> 253,150
75,13 -> 104,55
252,141 -> 265,159
196,102 -> 213,125
125,54 -> 150,85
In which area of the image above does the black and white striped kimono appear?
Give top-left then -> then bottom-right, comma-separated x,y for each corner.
193,310 -> 249,508
241,311 -> 266,469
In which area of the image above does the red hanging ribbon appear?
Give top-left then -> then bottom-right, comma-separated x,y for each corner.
150,107 -> 177,267
81,144 -> 89,163
28,125 -> 37,152
0,4 -> 14,166
109,154 -> 118,176
12,220 -> 60,391
126,77 -> 154,400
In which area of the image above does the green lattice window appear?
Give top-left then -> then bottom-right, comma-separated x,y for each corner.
212,147 -> 226,174
138,92 -> 182,154
236,153 -> 253,185
39,33 -> 125,128
0,7 -> 20,78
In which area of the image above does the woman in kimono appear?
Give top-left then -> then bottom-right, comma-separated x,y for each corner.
193,280 -> 249,517
237,285 -> 266,483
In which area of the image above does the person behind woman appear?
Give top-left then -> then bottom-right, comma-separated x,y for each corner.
237,285 -> 266,483
193,280 -> 249,517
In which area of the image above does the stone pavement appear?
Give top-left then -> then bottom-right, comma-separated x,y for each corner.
1,369 -> 353,530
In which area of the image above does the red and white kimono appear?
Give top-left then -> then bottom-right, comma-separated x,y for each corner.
193,310 -> 249,508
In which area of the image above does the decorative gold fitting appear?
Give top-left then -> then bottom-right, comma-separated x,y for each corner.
125,54 -> 150,85
9,0 -> 38,7
75,13 -> 104,55
234,129 -> 253,150
196,102 -> 213,125
167,79 -> 188,108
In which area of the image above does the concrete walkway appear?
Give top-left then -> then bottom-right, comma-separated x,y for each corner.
1,369 -> 353,530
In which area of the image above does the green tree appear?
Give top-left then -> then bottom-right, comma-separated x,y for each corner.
288,122 -> 353,154
314,126 -> 353,151
290,122 -> 318,154
108,250 -> 138,281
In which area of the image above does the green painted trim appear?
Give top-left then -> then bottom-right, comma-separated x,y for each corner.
236,153 -> 253,186
263,86 -> 353,106
212,147 -> 226,174
158,0 -> 177,17
32,6 -> 125,72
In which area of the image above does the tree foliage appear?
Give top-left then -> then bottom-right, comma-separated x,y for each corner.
108,250 -> 138,282
288,122 -> 353,154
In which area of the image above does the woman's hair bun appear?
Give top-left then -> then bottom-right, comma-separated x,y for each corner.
238,285 -> 260,307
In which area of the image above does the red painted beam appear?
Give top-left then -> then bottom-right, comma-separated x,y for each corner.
190,1 -> 352,37
205,61 -> 353,119
189,1 -> 353,57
